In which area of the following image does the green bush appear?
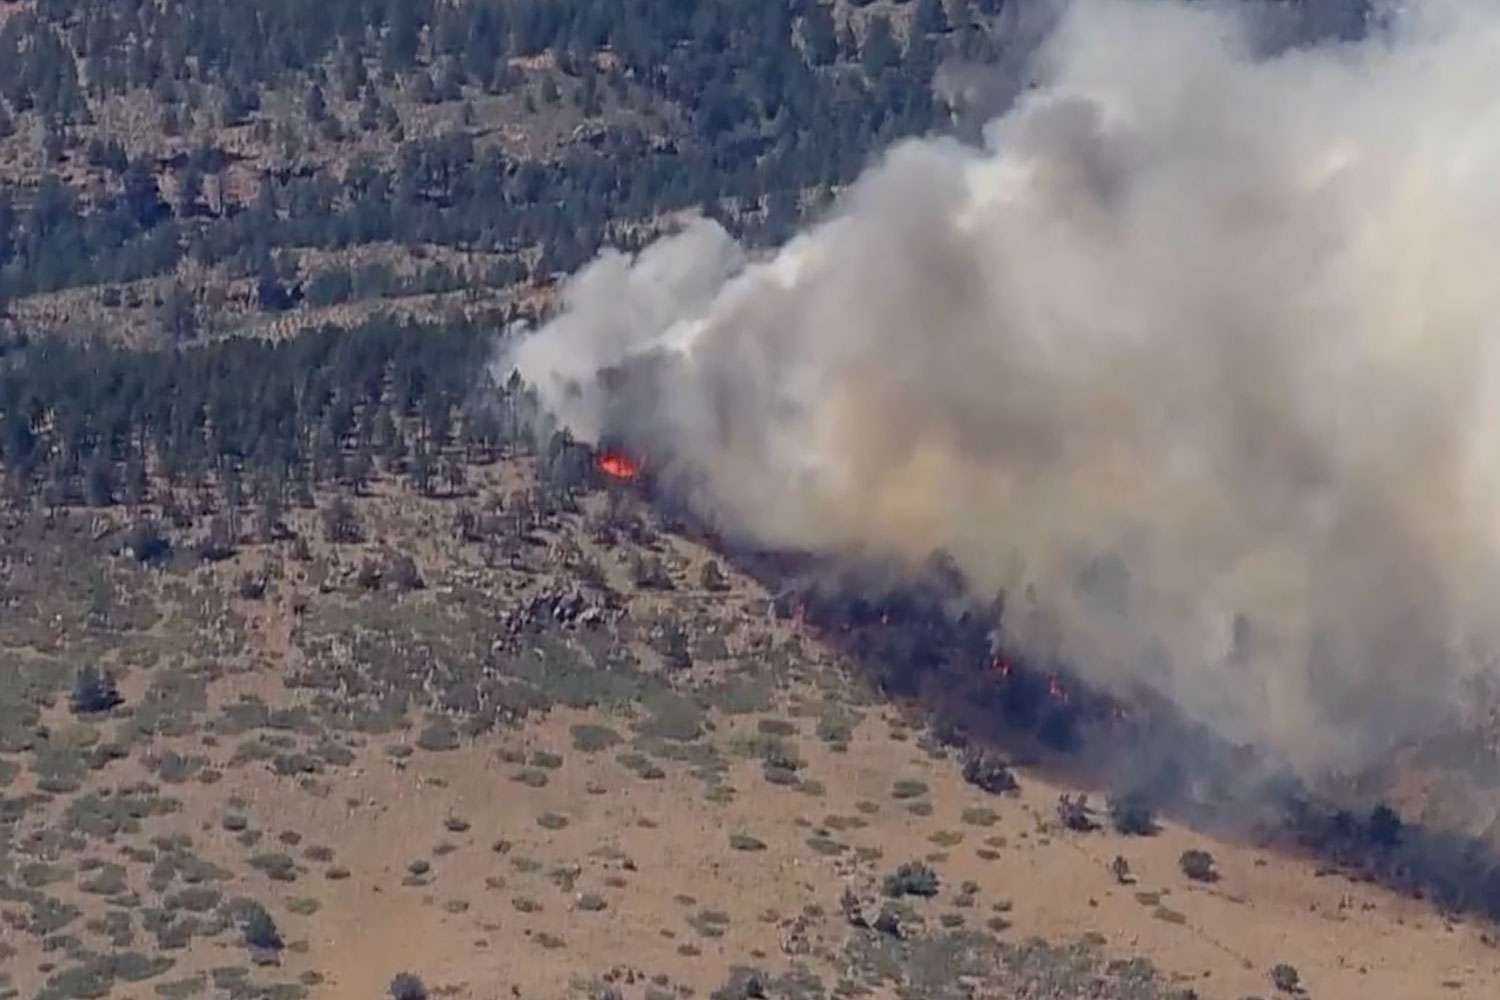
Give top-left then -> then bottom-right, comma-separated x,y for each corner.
882,861 -> 940,899
1179,849 -> 1217,883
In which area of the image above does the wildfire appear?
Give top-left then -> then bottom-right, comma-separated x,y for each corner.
596,450 -> 641,482
991,656 -> 1014,679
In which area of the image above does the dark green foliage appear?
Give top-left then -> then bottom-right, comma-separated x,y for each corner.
1270,962 -> 1301,993
882,861 -> 939,898
125,518 -> 171,563
416,718 -> 461,752
1178,849 -> 1217,883
570,724 -> 621,752
0,317 -> 508,514
0,0 -> 957,302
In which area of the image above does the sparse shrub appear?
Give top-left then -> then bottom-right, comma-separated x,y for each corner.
390,972 -> 428,1000
249,853 -> 297,881
570,724 -> 622,753
1179,849 -> 1218,883
1270,962 -> 1301,993
71,665 -> 123,715
416,719 -> 460,752
960,807 -> 998,827
890,780 -> 928,800
882,861 -> 939,899
1111,855 -> 1132,884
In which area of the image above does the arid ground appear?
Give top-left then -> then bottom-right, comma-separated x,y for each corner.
2,457 -> 1498,1000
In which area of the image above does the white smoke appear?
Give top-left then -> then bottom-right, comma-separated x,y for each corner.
504,0 -> 1500,777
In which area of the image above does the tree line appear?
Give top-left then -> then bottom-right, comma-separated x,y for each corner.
0,314 -> 545,515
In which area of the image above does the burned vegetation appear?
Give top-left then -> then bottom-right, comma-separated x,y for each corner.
724,538 -> 1500,926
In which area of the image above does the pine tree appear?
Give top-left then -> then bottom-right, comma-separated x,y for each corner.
802,4 -> 838,66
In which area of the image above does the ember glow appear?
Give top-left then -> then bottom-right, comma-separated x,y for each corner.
596,451 -> 640,482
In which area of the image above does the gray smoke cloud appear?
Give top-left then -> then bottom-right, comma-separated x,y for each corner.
503,0 -> 1500,779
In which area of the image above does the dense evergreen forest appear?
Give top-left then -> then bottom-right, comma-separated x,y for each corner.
0,0 -> 1014,314
0,318 -> 543,515
0,0 -> 1373,328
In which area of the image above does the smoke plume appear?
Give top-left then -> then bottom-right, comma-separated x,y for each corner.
504,0 -> 1500,780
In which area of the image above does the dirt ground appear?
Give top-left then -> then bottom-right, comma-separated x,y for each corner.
4,462 -> 1500,1000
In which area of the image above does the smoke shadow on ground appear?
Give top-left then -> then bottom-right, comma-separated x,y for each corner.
715,539 -> 1500,926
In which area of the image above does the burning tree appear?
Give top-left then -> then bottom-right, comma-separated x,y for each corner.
596,450 -> 640,482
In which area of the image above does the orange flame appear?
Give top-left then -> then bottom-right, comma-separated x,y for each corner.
596,451 -> 640,482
